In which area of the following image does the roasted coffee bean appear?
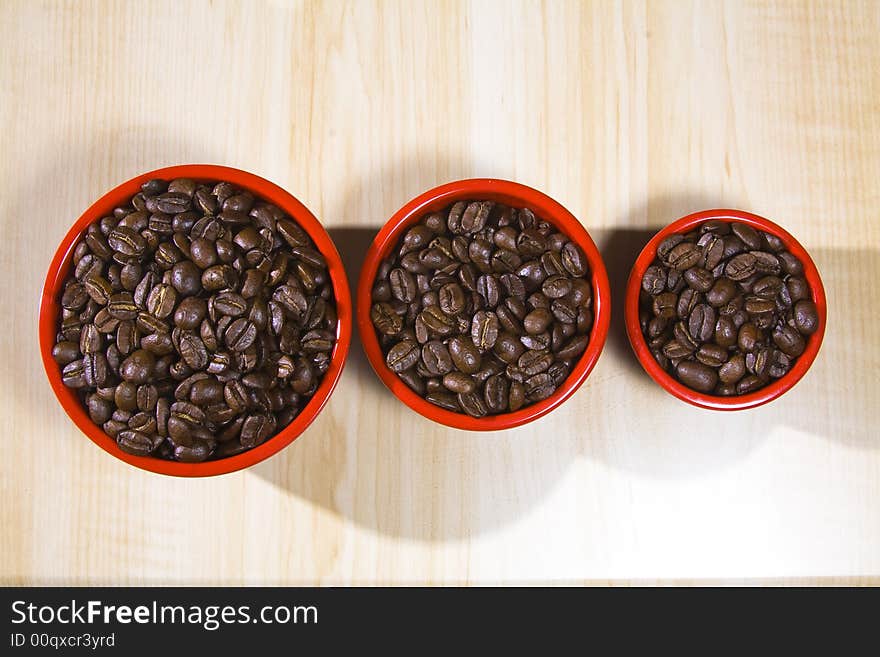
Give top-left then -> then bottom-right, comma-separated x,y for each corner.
438,282 -> 466,315
675,360 -> 717,393
731,223 -> 762,250
240,414 -> 274,448
471,310 -> 500,351
642,265 -> 666,295
778,251 -> 804,276
560,242 -> 588,277
696,343 -> 727,368
79,323 -> 102,354
725,253 -> 757,281
684,267 -> 714,292
190,378 -> 225,406
52,341 -> 80,365
667,242 -> 702,270
389,268 -> 417,303
443,371 -> 476,394
688,304 -> 716,343
653,292 -> 678,319
638,221 -> 817,396
386,340 -> 420,373
422,340 -> 453,375
524,373 -> 555,402
477,374 -> 505,414
84,275 -> 113,305
224,318 -> 257,351
146,283 -> 177,318
173,297 -> 207,330
371,302 -> 402,335
519,350 -> 553,377
136,384 -> 158,412
772,325 -> 806,357
117,430 -> 162,456
698,233 -> 725,270
676,288 -> 700,319
120,349 -> 155,385
794,299 -> 819,335
490,332 -> 521,365
455,391 -> 485,417
656,234 -> 685,262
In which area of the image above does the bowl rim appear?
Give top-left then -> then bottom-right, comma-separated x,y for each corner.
356,178 -> 611,430
624,208 -> 827,411
39,164 -> 352,476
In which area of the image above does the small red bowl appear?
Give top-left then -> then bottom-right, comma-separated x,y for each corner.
39,164 -> 352,476
356,179 -> 611,430
624,209 -> 826,411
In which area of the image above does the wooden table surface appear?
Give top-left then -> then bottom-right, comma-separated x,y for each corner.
1,0 -> 878,586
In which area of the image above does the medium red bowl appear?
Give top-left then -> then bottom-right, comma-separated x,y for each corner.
39,164 -> 352,476
356,179 -> 611,430
624,209 -> 827,411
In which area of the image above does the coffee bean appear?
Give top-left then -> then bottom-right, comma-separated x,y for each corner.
524,373 -> 555,402
190,378 -> 225,406
443,371 -> 475,394
684,267 -> 714,292
725,253 -> 757,281
471,310 -> 500,351
120,349 -> 155,385
657,234 -> 685,262
107,292 -> 139,320
456,391 -> 487,417
696,343 -> 727,368
731,223 -> 762,250
438,282 -> 467,315
561,242 -> 588,277
653,292 -> 678,319
117,430 -> 162,456
422,341 -> 453,375
53,341 -> 80,365
174,297 -> 207,329
386,340 -> 420,373
772,325 -> 806,357
146,283 -> 177,318
688,304 -> 715,343
794,299 -> 819,335
641,265 -> 666,296
224,318 -> 257,351
240,414 -> 274,448
675,360 -> 717,393
778,251 -> 804,276
667,242 -> 703,270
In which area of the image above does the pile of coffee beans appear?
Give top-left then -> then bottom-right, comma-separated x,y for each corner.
52,178 -> 337,462
639,221 -> 819,395
370,201 -> 594,417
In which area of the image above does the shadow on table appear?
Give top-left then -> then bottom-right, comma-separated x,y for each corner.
252,187 -> 878,543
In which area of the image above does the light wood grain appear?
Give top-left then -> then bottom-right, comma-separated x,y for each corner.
1,0 -> 878,585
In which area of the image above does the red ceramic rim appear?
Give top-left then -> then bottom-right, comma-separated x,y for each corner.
624,209 -> 827,411
39,164 -> 352,476
356,179 -> 611,431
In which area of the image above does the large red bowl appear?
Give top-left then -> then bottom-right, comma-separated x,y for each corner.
624,209 -> 826,410
39,165 -> 352,476
356,179 -> 611,430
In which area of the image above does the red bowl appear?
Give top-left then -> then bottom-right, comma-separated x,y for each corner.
624,209 -> 827,411
356,179 -> 611,430
39,164 -> 352,476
